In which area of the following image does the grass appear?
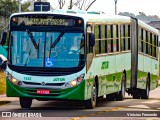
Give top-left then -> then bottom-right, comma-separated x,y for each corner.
0,71 -> 6,95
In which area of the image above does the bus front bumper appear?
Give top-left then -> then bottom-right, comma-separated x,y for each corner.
6,78 -> 86,100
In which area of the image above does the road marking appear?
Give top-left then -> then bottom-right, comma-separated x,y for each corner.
70,106 -> 125,120
128,105 -> 150,109
141,100 -> 160,104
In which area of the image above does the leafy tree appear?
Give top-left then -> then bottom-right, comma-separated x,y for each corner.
58,0 -> 65,9
57,0 -> 96,10
0,0 -> 30,31
0,0 -> 18,18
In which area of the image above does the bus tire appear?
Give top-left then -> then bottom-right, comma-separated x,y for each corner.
84,81 -> 97,109
141,76 -> 150,99
116,74 -> 126,101
20,97 -> 32,109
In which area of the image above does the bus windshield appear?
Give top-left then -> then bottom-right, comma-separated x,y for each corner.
10,30 -> 85,68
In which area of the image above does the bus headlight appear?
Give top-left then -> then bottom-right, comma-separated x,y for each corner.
65,74 -> 85,88
71,80 -> 77,86
7,74 -> 22,86
11,78 -> 17,83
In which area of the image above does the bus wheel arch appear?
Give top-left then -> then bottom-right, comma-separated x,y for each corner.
116,72 -> 126,101
95,75 -> 99,97
84,78 -> 97,109
141,73 -> 150,99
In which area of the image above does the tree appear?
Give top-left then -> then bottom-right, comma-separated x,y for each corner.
0,0 -> 18,18
57,0 -> 96,10
0,0 -> 30,31
0,0 -> 30,18
79,0 -> 96,10
58,0 -> 65,9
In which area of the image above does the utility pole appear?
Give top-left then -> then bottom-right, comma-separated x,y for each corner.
19,0 -> 21,12
114,0 -> 117,15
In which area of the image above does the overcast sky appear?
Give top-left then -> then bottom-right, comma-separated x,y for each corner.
47,0 -> 160,16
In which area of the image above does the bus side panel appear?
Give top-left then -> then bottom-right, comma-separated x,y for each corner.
137,54 -> 158,90
86,52 -> 132,97
140,55 -> 151,89
137,54 -> 146,89
114,54 -> 124,92
96,55 -> 116,96
124,53 -> 131,89
87,55 -> 116,97
115,53 -> 131,91
150,59 -> 159,90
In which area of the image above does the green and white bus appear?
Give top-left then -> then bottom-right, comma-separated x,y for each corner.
0,10 -> 159,109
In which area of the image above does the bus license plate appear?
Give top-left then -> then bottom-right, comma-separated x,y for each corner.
36,89 -> 50,94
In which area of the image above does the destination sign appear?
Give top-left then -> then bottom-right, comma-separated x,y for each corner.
11,15 -> 83,27
26,18 -> 67,26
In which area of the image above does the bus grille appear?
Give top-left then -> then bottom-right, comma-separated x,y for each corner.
22,81 -> 65,86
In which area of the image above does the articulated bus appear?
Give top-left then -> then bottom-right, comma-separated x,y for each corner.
0,10 -> 159,109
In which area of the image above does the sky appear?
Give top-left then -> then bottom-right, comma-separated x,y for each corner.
47,0 -> 160,16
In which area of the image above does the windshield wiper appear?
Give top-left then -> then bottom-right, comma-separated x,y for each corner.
24,49 -> 31,66
50,31 -> 65,48
26,29 -> 39,49
49,36 -> 52,58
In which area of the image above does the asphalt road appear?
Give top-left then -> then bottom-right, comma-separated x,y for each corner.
0,87 -> 160,120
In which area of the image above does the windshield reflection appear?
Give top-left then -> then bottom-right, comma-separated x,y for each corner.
10,31 -> 85,68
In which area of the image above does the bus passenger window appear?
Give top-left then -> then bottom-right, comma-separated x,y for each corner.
94,25 -> 101,54
128,25 -> 131,50
120,24 -> 125,51
146,31 -> 148,54
141,28 -> 144,53
107,40 -> 112,53
143,30 -> 146,54
101,25 -> 106,53
113,25 -> 118,52
113,40 -> 117,52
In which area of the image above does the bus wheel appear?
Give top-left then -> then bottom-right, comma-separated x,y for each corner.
116,74 -> 126,101
141,77 -> 150,99
84,81 -> 97,109
20,97 -> 32,109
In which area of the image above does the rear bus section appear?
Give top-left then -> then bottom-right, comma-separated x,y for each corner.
126,18 -> 159,99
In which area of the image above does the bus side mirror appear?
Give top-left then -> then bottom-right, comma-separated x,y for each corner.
89,33 -> 95,47
0,31 -> 7,46
0,55 -> 7,71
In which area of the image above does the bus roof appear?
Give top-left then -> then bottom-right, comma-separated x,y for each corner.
10,10 -> 159,34
10,11 -> 131,23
